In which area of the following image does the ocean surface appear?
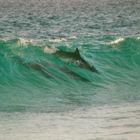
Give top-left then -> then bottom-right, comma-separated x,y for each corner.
0,0 -> 140,139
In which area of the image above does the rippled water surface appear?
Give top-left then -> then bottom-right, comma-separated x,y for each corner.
0,103 -> 140,140
0,0 -> 140,139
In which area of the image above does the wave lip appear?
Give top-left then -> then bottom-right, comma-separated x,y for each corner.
108,37 -> 125,45
44,46 -> 58,54
49,38 -> 67,43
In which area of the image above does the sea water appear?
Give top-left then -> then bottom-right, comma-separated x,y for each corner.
0,0 -> 140,139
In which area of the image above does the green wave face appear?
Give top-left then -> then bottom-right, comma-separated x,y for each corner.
0,0 -> 140,112
0,37 -> 140,112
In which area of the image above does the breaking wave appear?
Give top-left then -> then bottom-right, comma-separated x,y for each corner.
0,36 -> 140,112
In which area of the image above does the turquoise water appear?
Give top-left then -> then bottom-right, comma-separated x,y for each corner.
1,0 -> 140,139
0,0 -> 140,113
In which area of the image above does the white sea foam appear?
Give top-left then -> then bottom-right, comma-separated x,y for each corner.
109,37 -> 125,45
17,38 -> 33,46
44,46 -> 57,54
49,38 -> 67,43
69,36 -> 77,39
17,38 -> 42,47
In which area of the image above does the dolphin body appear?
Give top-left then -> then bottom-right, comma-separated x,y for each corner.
14,48 -> 98,82
54,48 -> 98,73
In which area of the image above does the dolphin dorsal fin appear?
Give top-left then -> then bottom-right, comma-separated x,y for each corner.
75,48 -> 80,56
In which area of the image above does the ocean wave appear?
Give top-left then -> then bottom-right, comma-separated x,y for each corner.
0,36 -> 140,112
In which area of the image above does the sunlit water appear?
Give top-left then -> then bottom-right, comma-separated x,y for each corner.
0,102 -> 140,140
0,0 -> 140,139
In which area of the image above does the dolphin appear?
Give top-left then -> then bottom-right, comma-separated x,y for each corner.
13,48 -> 98,82
54,48 -> 98,73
